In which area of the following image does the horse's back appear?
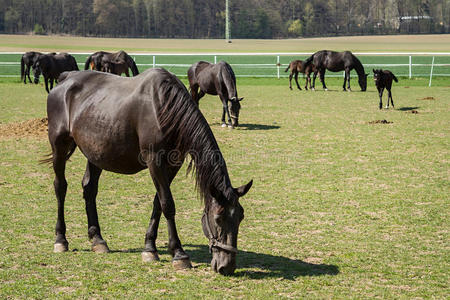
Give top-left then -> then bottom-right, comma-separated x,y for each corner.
48,69 -> 177,173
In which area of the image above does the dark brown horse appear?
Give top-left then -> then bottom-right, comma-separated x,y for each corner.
45,68 -> 252,275
21,51 -> 42,84
373,69 -> 398,109
32,53 -> 79,93
302,50 -> 368,91
101,58 -> 131,77
284,59 -> 318,90
188,61 -> 243,128
84,50 -> 139,76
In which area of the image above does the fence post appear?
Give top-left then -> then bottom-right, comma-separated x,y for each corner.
214,55 -> 217,64
409,55 -> 412,78
429,56 -> 435,87
277,55 -> 280,79
153,55 -> 155,68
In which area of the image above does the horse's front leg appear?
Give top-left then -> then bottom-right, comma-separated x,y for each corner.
45,77 -> 50,93
82,161 -> 109,252
312,71 -> 317,91
320,70 -> 328,91
148,160 -> 191,269
378,87 -> 384,109
343,69 -> 351,91
143,163 -> 181,262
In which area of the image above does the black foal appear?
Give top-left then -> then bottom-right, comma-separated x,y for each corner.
373,69 -> 398,109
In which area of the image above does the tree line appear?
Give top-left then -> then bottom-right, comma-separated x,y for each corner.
0,0 -> 448,38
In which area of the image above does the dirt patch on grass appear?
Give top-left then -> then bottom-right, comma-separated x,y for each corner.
419,96 -> 435,100
409,110 -> 419,114
0,118 -> 48,138
368,120 -> 393,124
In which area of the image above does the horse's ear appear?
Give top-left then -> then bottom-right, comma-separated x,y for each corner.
238,97 -> 244,101
372,69 -> 375,73
235,180 -> 253,197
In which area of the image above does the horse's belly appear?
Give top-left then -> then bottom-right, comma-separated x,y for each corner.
72,122 -> 146,174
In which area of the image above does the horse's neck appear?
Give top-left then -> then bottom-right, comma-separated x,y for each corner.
353,57 -> 365,77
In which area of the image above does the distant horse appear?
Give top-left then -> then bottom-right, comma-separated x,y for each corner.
373,69 -> 398,109
302,50 -> 368,91
284,59 -> 318,90
102,58 -> 132,77
188,61 -> 243,128
84,50 -> 139,76
44,68 -> 253,275
21,51 -> 42,84
32,53 -> 79,93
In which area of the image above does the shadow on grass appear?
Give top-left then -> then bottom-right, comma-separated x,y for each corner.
79,244 -> 339,279
397,106 -> 419,111
185,244 -> 339,280
237,123 -> 280,130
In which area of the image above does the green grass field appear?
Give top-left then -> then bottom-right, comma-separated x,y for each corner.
0,36 -> 449,298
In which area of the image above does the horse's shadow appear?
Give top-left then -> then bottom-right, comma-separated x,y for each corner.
82,244 -> 339,280
236,123 -> 280,130
397,106 -> 419,111
185,244 -> 339,280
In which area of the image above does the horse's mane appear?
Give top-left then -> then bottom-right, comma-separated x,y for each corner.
219,61 -> 237,99
157,70 -> 232,204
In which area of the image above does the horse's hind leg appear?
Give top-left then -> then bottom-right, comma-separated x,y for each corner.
294,72 -> 302,90
26,66 -> 32,84
388,88 -> 394,108
143,164 -> 181,262
82,162 -> 109,253
288,73 -> 293,90
51,135 -> 73,252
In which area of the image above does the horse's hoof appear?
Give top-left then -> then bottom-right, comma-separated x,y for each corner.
324,88 -> 328,91
54,243 -> 68,253
142,251 -> 159,262
172,258 -> 192,270
92,243 -> 110,253
221,123 -> 227,128
228,125 -> 234,129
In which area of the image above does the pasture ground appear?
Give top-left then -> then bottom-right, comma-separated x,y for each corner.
1,34 -> 450,53
0,73 -> 448,298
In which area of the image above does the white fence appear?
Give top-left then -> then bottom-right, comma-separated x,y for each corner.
2,52 -> 450,86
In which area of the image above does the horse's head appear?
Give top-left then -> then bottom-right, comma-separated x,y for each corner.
228,97 -> 243,127
201,180 -> 253,275
373,69 -> 382,85
32,59 -> 42,84
359,73 -> 368,91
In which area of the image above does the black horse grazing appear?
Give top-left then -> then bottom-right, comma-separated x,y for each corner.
188,61 -> 243,128
284,59 -> 318,90
20,51 -> 42,84
32,53 -> 79,93
373,69 -> 398,109
44,68 -> 253,275
302,50 -> 368,91
84,50 -> 139,76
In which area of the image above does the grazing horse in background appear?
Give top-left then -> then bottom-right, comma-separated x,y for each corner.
32,53 -> 79,93
44,68 -> 252,275
102,58 -> 132,77
21,51 -> 42,84
373,69 -> 398,109
188,61 -> 243,128
84,50 -> 139,76
302,50 -> 368,91
284,59 -> 318,90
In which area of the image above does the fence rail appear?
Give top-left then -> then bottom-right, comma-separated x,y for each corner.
2,52 -> 450,86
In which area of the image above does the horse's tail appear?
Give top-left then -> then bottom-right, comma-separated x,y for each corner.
126,54 -> 139,76
71,56 -> 79,71
284,62 -> 291,72
40,140 -> 77,165
392,73 -> 398,83
84,55 -> 92,70
20,55 -> 25,81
